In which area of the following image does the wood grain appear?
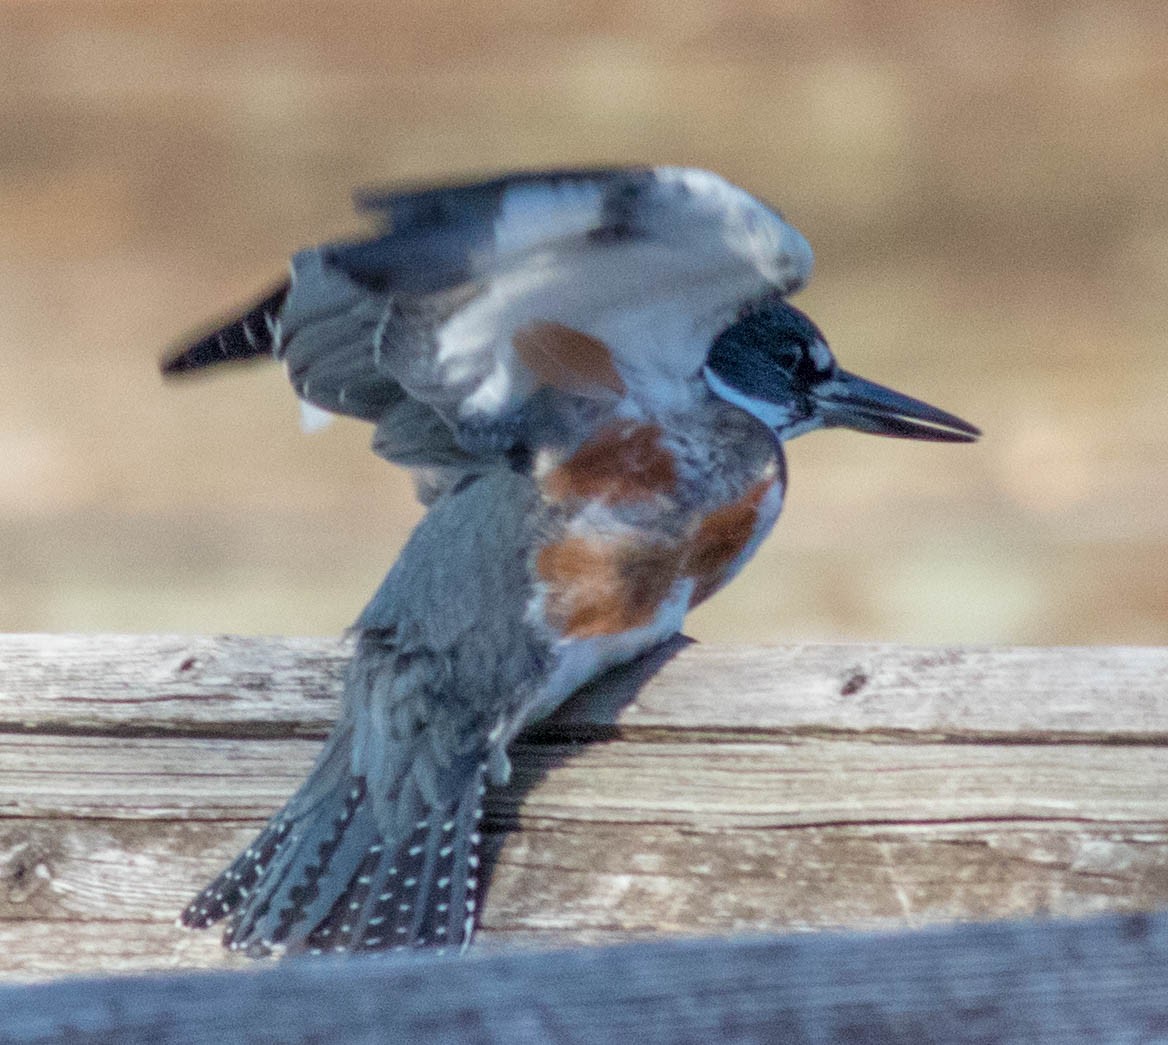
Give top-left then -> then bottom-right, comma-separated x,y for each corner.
4,634 -> 1167,738
1,634 -> 1167,980
2,914 -> 1167,1044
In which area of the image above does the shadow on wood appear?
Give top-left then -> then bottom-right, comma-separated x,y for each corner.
2,636 -> 1168,978
476,635 -> 695,910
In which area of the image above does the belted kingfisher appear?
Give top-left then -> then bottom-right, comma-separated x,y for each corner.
164,166 -> 978,957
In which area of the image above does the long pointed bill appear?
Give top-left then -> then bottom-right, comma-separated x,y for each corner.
815,370 -> 980,443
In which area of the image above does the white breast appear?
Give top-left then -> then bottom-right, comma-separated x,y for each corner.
523,578 -> 695,725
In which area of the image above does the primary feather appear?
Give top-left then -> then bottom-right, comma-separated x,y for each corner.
162,166 -> 813,471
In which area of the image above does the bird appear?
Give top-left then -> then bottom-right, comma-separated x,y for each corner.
163,166 -> 978,958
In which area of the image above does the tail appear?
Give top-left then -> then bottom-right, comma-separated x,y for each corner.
161,281 -> 290,376
181,648 -> 489,956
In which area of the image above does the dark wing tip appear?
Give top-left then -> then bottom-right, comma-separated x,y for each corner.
352,165 -> 651,208
352,166 -> 657,239
160,331 -> 257,377
160,280 -> 290,378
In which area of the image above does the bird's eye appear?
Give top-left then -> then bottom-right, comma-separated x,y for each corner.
796,344 -> 823,383
771,341 -> 820,383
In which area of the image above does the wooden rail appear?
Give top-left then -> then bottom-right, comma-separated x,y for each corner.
2,913 -> 1166,1044
1,634 -> 1167,983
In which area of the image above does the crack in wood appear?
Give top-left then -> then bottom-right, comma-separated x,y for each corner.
2,636 -> 1167,978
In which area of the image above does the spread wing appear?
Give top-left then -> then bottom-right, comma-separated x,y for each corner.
163,166 -> 814,464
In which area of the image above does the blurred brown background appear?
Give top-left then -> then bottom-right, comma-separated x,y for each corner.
1,2 -> 1165,645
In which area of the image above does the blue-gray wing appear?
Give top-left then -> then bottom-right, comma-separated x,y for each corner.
334,166 -> 656,295
162,166 -> 814,471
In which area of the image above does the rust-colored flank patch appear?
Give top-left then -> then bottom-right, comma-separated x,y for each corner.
545,423 -> 678,505
537,536 -> 684,639
512,321 -> 626,400
686,480 -> 773,605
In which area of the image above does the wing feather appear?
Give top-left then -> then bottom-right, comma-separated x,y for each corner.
163,166 -> 814,472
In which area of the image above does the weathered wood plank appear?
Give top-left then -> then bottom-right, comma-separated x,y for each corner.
0,920 -> 647,981
2,635 -> 1167,983
3,815 -> 1165,952
2,739 -> 1167,977
2,913 -> 1167,1044
4,634 -> 1168,739
0,922 -> 249,981
2,734 -> 1166,825
0,634 -> 346,736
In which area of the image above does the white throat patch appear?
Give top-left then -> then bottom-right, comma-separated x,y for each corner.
702,365 -> 797,430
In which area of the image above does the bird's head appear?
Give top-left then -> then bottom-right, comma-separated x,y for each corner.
703,298 -> 979,443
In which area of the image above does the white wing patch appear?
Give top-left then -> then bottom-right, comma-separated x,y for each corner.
299,400 -> 337,433
439,225 -> 775,419
653,167 -> 814,292
492,180 -> 605,257
276,167 -> 816,438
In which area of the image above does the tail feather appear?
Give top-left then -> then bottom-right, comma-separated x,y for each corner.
250,780 -> 379,954
180,728 -> 488,956
179,815 -> 289,931
179,721 -> 356,938
161,281 -> 290,375
280,316 -> 406,424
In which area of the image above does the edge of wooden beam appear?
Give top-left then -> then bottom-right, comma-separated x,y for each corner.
1,912 -> 1166,1044
3,634 -> 1167,741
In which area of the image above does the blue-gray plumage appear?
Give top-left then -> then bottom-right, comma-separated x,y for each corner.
164,166 -> 816,461
335,167 -> 656,294
184,469 -> 549,954
167,166 -> 978,958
